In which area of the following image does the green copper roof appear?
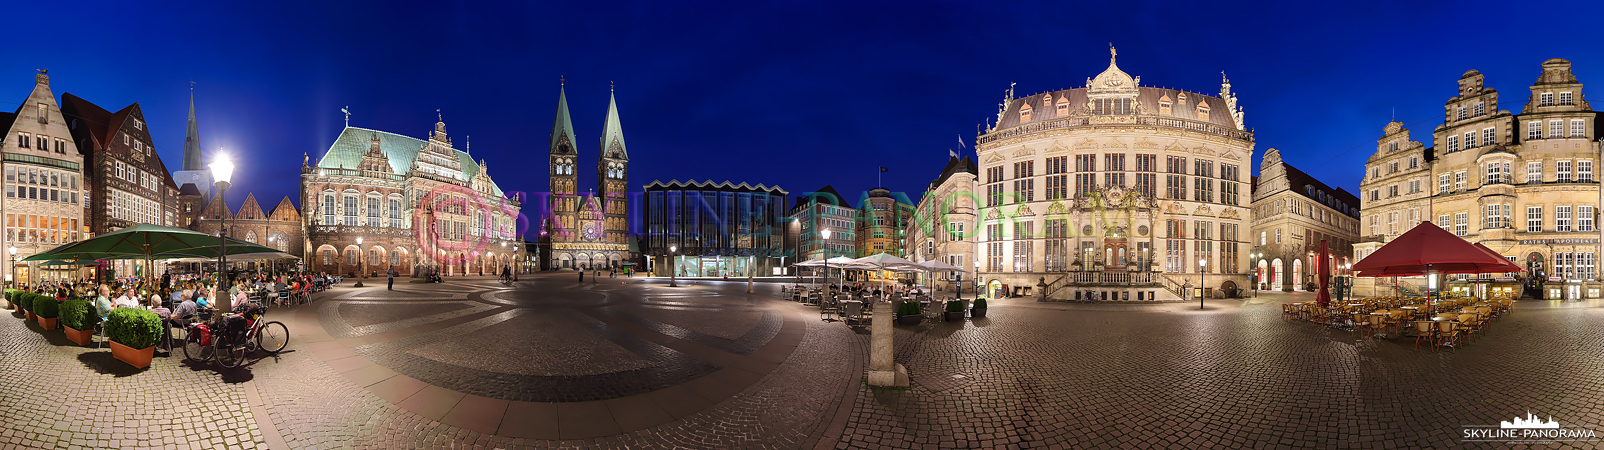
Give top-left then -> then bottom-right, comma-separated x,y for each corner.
601,90 -> 627,159
316,126 -> 505,197
551,87 -> 577,153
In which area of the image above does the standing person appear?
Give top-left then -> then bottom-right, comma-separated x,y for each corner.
579,269 -> 584,283
387,269 -> 395,291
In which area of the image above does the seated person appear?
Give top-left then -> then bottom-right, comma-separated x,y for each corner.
93,285 -> 114,321
113,288 -> 140,309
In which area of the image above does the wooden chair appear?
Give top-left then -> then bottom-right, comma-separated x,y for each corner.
1458,313 -> 1480,342
1352,313 -> 1371,339
1436,320 -> 1460,352
841,301 -> 863,325
1413,321 -> 1436,350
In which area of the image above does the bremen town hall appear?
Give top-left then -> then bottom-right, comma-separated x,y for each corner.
973,47 -> 1253,301
301,113 -> 522,277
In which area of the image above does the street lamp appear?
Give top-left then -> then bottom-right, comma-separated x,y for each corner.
668,245 -> 678,287
1250,252 -> 1262,298
822,229 -> 832,294
354,237 -> 366,287
1198,258 -> 1207,310
209,152 -> 234,288
267,236 -> 275,276
7,246 -> 15,289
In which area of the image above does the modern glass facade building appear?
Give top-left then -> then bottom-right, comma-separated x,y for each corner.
643,180 -> 790,277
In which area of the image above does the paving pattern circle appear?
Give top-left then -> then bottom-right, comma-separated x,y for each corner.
316,277 -> 784,402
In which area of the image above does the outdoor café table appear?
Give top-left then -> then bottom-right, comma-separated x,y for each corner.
1434,312 -> 1460,321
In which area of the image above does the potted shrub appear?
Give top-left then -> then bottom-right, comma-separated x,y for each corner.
895,300 -> 923,326
971,297 -> 988,318
32,294 -> 59,330
22,293 -> 37,322
3,289 -> 15,310
59,299 -> 99,346
13,291 -> 27,316
105,308 -> 162,369
943,300 -> 965,322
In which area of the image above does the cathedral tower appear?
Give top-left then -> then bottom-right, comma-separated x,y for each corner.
598,87 -> 629,245
549,86 -> 579,239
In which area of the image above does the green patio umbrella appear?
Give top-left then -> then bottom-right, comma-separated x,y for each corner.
39,259 -> 98,267
24,224 -> 279,282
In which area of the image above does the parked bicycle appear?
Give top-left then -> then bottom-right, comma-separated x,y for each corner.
182,306 -> 289,368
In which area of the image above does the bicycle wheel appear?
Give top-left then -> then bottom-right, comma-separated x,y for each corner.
257,321 -> 289,354
183,331 -> 214,362
215,339 -> 247,368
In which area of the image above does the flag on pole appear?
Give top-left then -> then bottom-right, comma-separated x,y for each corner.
879,167 -> 889,173
957,134 -> 966,149
949,149 -> 958,159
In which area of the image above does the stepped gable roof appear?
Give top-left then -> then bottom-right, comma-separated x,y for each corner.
1279,161 -> 1359,218
59,93 -> 179,190
199,194 -> 232,220
267,197 -> 301,221
315,126 -> 505,197
926,155 -> 977,192
642,179 -> 787,195
235,193 -> 266,220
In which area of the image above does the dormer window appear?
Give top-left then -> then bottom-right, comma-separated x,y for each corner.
1158,94 -> 1172,115
1196,101 -> 1209,120
1541,92 -> 1553,106
1055,96 -> 1069,116
1019,103 -> 1032,122
1176,92 -> 1186,106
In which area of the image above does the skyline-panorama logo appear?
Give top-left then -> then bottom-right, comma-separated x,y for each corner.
1463,411 -> 1598,444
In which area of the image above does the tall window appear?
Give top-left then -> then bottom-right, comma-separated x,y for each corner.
1013,178 -> 1034,202
1561,92 -> 1574,105
1454,212 -> 1467,236
389,198 -> 402,228
1485,162 -> 1506,185
1528,161 -> 1543,184
1528,206 -> 1543,232
1438,214 -> 1450,231
1446,135 -> 1459,153
1455,106 -> 1467,120
1013,221 -> 1033,272
343,195 -> 358,226
1473,102 -> 1486,116
1581,206 -> 1595,232
1388,211 -> 1398,234
1541,92 -> 1554,106
1438,174 -> 1450,193
1454,171 -> 1467,191
986,224 -> 1002,271
1165,238 -> 1185,273
1045,219 -> 1067,272
1557,205 -> 1572,232
1529,121 -> 1541,140
1558,161 -> 1573,182
1572,119 -> 1586,138
1046,156 -> 1068,199
1581,161 -> 1594,182
1135,173 -> 1156,198
1484,204 -> 1505,229
366,197 -> 381,227
1549,120 -> 1563,138
1483,128 -> 1495,147
1465,131 -> 1476,148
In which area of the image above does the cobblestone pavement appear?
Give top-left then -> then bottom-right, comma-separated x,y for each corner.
10,277 -> 1604,449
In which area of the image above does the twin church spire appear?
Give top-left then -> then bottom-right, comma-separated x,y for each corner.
548,84 -> 628,197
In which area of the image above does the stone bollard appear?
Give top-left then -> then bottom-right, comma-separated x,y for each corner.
867,301 -> 909,387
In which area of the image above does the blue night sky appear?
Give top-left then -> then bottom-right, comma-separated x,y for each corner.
5,1 -> 1604,220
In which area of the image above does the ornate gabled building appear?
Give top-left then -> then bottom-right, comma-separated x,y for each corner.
974,47 -> 1254,301
1,71 -> 87,286
542,86 -> 630,270
1249,148 -> 1361,291
302,114 -> 522,278
186,193 -> 304,272
1355,59 -> 1603,300
905,155 -> 978,293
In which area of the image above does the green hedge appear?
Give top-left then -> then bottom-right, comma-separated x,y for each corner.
4,289 -> 15,304
30,294 -> 58,319
945,300 -> 965,312
12,291 -> 27,311
973,298 -> 987,309
896,300 -> 921,316
105,308 -> 162,349
59,299 -> 98,330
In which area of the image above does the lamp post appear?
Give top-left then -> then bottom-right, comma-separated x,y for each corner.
7,246 -> 15,289
822,229 -> 832,294
1250,252 -> 1262,298
354,237 -> 365,287
209,152 -> 234,289
1198,258 -> 1207,310
668,245 -> 678,287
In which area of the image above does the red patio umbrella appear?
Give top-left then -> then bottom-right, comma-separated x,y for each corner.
1352,221 -> 1517,277
1315,240 -> 1331,307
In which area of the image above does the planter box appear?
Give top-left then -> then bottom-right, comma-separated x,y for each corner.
943,311 -> 965,322
26,311 -> 36,322
37,317 -> 56,331
63,325 -> 93,346
896,315 -> 924,326
109,340 -> 154,369
971,307 -> 987,318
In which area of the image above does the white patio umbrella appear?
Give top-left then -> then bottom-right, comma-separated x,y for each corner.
853,253 -> 920,293
915,259 -> 965,299
790,259 -> 827,287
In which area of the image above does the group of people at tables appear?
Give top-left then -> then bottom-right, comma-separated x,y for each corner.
16,272 -> 324,349
790,283 -> 929,304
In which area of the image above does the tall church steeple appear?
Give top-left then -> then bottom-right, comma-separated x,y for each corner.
597,86 -> 629,246
183,86 -> 201,171
548,86 -> 579,240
